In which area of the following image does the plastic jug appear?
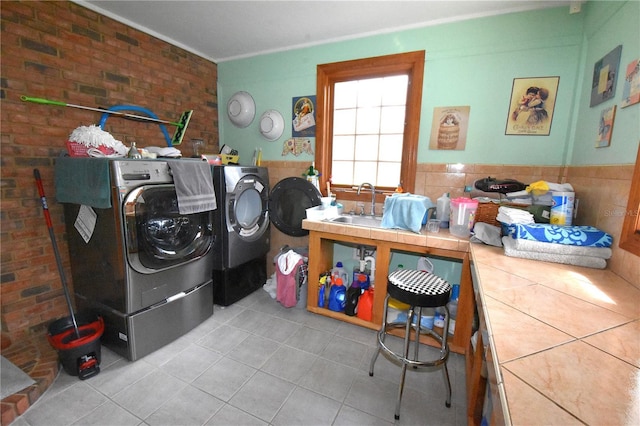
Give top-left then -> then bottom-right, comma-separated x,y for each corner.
331,262 -> 349,287
448,284 -> 460,335
356,288 -> 374,321
344,286 -> 362,316
352,260 -> 370,290
328,277 -> 346,312
436,193 -> 451,228
449,197 -> 479,238
318,284 -> 325,308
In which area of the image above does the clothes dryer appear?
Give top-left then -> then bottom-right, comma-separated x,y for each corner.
211,166 -> 321,305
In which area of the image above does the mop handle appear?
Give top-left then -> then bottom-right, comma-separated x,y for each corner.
34,169 -> 80,338
21,95 -> 183,127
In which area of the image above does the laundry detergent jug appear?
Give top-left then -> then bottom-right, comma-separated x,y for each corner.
344,286 -> 362,316
331,262 -> 349,287
356,288 -> 374,321
328,277 -> 346,312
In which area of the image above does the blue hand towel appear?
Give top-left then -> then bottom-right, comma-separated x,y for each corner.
55,157 -> 111,208
381,193 -> 434,233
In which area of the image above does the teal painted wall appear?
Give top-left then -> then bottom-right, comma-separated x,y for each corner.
570,1 -> 640,165
218,2 -> 637,167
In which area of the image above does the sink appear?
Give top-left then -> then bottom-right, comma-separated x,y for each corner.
326,214 -> 383,228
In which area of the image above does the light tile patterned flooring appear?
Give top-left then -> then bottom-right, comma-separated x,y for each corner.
12,289 -> 467,425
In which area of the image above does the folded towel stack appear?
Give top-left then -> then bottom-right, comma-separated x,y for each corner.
501,223 -> 613,269
496,206 -> 534,224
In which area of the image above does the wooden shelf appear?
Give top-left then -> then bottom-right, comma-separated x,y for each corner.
304,227 -> 474,356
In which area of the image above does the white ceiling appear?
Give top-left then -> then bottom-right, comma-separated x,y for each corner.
78,1 -> 573,63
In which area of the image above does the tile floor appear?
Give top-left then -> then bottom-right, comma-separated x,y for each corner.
11,289 -> 467,426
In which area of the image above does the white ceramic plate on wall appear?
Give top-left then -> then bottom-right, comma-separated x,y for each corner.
259,109 -> 284,141
227,91 -> 255,128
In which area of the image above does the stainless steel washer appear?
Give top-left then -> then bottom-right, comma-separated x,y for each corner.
61,159 -> 214,360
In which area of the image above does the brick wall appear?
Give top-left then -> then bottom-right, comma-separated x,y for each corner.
0,1 -> 218,341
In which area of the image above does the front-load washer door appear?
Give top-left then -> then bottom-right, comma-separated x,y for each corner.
226,175 -> 269,241
124,184 -> 213,273
268,177 -> 321,237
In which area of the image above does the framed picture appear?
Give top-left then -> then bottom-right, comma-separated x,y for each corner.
596,105 -> 616,148
429,106 -> 471,150
590,45 -> 622,107
292,95 -> 316,137
621,58 -> 640,108
505,76 -> 559,136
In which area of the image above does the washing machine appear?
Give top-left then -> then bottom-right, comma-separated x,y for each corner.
59,158 -> 215,361
211,166 -> 322,305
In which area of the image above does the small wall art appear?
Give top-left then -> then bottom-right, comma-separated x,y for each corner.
590,45 -> 622,107
429,106 -> 470,150
292,95 -> 316,137
621,58 -> 640,108
596,105 -> 616,148
505,76 -> 559,136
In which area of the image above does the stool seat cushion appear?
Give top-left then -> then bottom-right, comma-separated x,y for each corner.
388,269 -> 451,308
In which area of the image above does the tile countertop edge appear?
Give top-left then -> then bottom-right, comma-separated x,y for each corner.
469,242 -> 640,425
301,218 -> 471,252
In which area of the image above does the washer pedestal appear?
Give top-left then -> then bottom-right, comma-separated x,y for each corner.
213,255 -> 267,306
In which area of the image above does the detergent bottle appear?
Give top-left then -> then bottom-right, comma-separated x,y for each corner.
356,288 -> 374,321
344,280 -> 362,316
331,262 -> 349,287
352,259 -> 370,290
328,277 -> 346,312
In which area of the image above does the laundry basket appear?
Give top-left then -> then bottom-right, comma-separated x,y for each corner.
274,246 -> 309,308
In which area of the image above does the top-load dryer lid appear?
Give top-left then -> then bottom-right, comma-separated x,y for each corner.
269,177 -> 321,237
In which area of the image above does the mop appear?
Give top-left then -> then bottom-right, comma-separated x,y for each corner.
35,169 -> 104,379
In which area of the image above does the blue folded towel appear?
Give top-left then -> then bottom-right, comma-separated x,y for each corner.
381,193 -> 434,233
505,223 -> 612,247
55,157 -> 111,208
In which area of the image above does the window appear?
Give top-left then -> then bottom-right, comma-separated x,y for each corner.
315,51 -> 425,201
620,142 -> 640,256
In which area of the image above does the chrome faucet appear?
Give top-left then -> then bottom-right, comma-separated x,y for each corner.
357,182 -> 376,216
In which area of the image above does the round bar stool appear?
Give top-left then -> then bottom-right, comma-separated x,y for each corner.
369,269 -> 452,420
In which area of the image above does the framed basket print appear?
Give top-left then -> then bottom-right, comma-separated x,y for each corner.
506,76 -> 559,136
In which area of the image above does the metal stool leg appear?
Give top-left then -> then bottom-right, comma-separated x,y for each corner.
441,306 -> 452,407
395,306 -> 414,420
369,294 -> 390,376
413,306 -> 422,364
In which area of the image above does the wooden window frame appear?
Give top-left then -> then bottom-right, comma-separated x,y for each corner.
619,142 -> 640,256
315,51 -> 425,203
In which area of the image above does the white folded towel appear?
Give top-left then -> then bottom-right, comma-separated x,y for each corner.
496,206 -> 535,224
508,237 -> 612,259
502,237 -> 607,269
